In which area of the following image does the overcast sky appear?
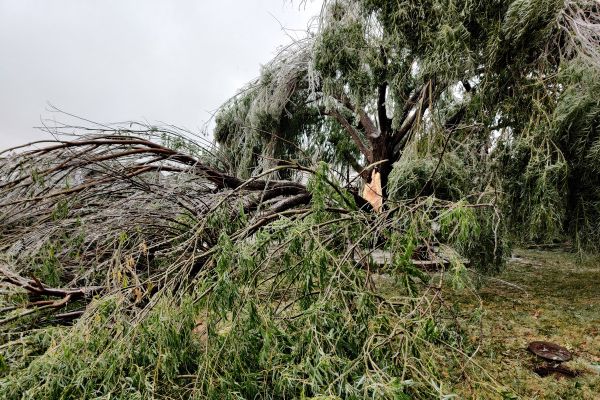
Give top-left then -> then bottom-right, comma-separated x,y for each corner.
0,0 -> 322,149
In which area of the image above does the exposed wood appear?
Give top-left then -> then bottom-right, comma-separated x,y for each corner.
362,170 -> 383,212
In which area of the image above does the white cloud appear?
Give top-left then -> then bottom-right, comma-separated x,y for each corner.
0,0 -> 322,148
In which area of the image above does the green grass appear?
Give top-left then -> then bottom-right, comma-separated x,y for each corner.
452,249 -> 600,399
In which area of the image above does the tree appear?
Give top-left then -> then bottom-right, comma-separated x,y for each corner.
215,0 -> 600,246
0,124 -> 505,399
0,2 -> 598,398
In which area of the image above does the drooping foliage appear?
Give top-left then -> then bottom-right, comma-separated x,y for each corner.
499,59 -> 600,249
214,39 -> 327,180
0,0 -> 599,398
0,126 -> 507,398
215,0 -> 600,247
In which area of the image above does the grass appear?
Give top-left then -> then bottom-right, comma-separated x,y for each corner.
2,247 -> 598,399
451,249 -> 600,399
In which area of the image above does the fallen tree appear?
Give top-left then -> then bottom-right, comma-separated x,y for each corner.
0,122 -> 507,398
0,0 -> 598,397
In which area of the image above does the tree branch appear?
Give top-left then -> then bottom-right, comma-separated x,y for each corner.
333,93 -> 379,139
392,80 -> 436,159
328,109 -> 373,163
377,46 -> 392,136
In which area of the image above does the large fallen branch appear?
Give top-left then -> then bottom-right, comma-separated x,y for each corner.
0,123 -> 502,334
0,126 -> 332,325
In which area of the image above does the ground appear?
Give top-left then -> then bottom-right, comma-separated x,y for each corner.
1,248 -> 598,399
453,248 -> 600,399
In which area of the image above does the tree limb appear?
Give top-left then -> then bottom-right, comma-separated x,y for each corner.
377,46 -> 392,136
392,80 -> 437,159
328,109 -> 373,163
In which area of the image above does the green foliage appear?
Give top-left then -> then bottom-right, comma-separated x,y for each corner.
387,135 -> 506,273
2,0 -> 599,397
214,41 -> 325,179
439,200 -> 507,275
388,152 -> 472,201
213,0 -> 600,249
0,296 -> 202,399
498,59 -> 600,250
186,198 -> 503,398
0,179 -> 508,399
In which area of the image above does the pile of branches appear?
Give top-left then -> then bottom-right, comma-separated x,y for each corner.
0,127 -> 315,313
0,124 -> 506,399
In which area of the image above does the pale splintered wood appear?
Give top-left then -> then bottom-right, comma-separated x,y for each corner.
362,170 -> 382,212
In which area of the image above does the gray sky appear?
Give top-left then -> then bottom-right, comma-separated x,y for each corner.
0,0 -> 322,149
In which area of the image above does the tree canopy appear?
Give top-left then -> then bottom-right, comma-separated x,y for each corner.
215,0 -> 600,247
